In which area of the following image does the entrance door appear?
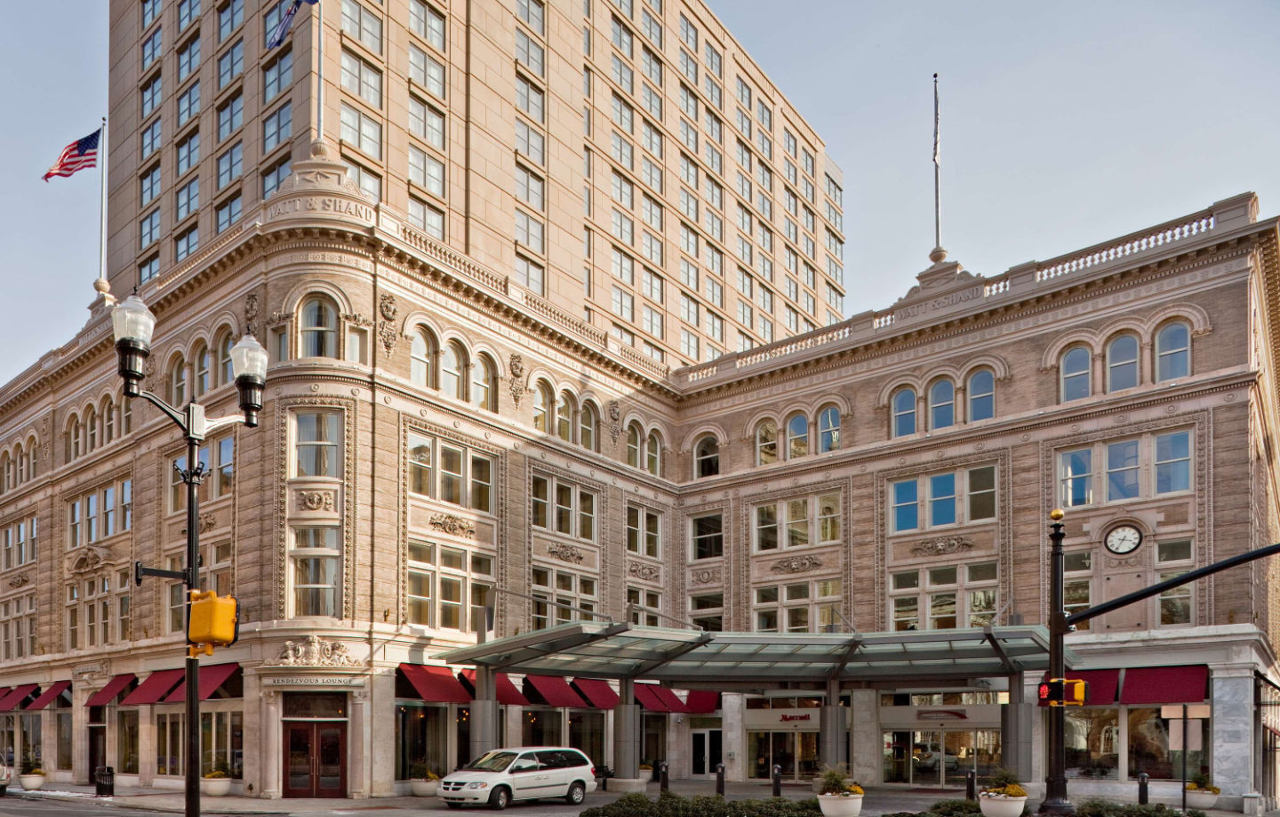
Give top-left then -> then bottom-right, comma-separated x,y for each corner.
690,729 -> 722,777
283,722 -> 346,797
88,725 -> 105,777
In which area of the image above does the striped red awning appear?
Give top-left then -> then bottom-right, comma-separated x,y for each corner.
85,674 -> 136,707
164,663 -> 240,704
400,664 -> 471,704
572,679 -> 619,709
24,681 -> 72,711
121,669 -> 186,706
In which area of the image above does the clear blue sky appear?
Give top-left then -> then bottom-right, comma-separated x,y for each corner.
3,1 -> 1279,385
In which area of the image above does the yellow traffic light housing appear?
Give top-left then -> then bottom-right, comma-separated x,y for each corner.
188,590 -> 238,650
1062,677 -> 1087,706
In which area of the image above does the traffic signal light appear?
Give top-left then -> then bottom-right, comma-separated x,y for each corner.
1039,678 -> 1088,707
188,590 -> 239,651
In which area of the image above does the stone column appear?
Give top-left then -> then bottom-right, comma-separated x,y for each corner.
848,689 -> 879,783
721,692 -> 744,781
349,686 -> 369,798
239,670 -> 261,797
468,666 -> 499,763
1211,666 -> 1255,811
610,678 -> 644,792
261,689 -> 281,798
818,678 -> 846,773
138,705 -> 155,787
1002,673 -> 1034,784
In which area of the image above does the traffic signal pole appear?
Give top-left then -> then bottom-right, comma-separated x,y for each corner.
1040,510 -> 1280,816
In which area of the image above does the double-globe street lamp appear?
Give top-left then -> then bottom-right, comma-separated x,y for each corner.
111,295 -> 266,817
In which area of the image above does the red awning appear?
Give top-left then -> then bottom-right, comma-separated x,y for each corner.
121,669 -> 186,706
1120,665 -> 1209,705
24,681 -> 71,711
164,663 -> 241,704
682,690 -> 720,714
460,670 -> 529,706
524,675 -> 586,708
634,683 -> 672,712
652,686 -> 686,712
86,674 -> 136,707
0,684 -> 39,712
400,664 -> 472,704
1037,670 -> 1121,708
572,679 -> 619,709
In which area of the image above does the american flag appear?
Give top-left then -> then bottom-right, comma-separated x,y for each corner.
267,0 -> 319,49
43,129 -> 101,182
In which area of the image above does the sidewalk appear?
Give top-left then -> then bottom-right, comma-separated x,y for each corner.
0,779 -> 1258,817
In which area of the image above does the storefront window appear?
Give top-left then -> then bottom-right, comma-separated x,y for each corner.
201,710 -> 243,777
19,714 -> 40,770
117,709 -> 139,774
395,702 -> 449,780
57,712 -> 73,771
157,712 -> 184,776
1065,708 -> 1118,779
1128,708 -> 1208,780
523,708 -> 563,746
568,710 -> 605,768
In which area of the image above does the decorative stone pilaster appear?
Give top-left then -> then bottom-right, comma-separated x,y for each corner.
1210,667 -> 1255,809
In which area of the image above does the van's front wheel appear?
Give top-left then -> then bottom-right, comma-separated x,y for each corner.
489,786 -> 511,810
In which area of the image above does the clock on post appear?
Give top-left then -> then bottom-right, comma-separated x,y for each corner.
1104,524 -> 1143,555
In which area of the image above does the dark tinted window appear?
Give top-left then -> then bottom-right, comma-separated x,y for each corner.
537,750 -> 567,768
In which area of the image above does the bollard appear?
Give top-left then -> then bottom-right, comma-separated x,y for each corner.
966,770 -> 977,801
772,763 -> 782,798
1138,772 -> 1149,805
660,761 -> 669,793
715,763 -> 725,796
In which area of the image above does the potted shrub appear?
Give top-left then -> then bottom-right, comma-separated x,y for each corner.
409,762 -> 440,796
201,759 -> 232,796
979,769 -> 1027,817
1186,773 -> 1220,810
17,759 -> 44,792
817,766 -> 864,817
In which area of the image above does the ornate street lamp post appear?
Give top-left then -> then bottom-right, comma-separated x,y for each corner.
111,295 -> 266,817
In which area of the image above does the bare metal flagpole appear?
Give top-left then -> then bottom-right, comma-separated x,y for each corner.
99,115 -> 109,288
932,73 -> 942,256
315,1 -> 324,141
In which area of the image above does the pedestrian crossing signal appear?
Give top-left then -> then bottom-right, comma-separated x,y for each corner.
1039,678 -> 1087,707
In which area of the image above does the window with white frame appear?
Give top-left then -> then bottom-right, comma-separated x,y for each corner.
68,479 -> 132,546
0,594 -> 36,660
290,526 -> 341,617
890,466 -> 996,533
407,431 -> 493,513
294,410 -> 342,478
532,565 -> 597,629
407,540 -> 494,631
1061,345 -> 1091,402
753,493 -> 840,551
1057,429 -> 1191,507
1063,550 -> 1093,630
1156,539 -> 1193,625
753,578 -> 842,633
531,475 -> 596,541
626,505 -> 660,557
689,591 -> 723,631
889,562 -> 997,631
3,516 -> 38,570
627,586 -> 661,626
1155,322 -> 1190,382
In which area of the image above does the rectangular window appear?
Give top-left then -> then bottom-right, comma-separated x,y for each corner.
341,49 -> 382,106
515,119 -> 544,164
1106,440 -> 1139,501
516,76 -> 544,122
217,93 -> 243,140
217,39 -> 244,89
531,475 -> 597,541
216,195 -> 242,233
295,411 -> 342,477
219,0 -> 243,40
410,0 -> 446,49
1154,431 -> 1190,493
263,48 -> 293,102
339,103 -> 381,158
341,0 -> 382,52
175,225 -> 199,261
175,178 -> 199,221
409,46 -> 446,98
177,81 -> 200,125
291,527 -> 341,617
263,157 -> 292,198
141,120 -> 162,160
626,506 -> 661,557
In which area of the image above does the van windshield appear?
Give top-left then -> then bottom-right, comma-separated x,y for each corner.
465,751 -> 518,772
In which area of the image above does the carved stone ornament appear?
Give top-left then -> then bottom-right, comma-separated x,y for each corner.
297,490 -> 337,512
428,513 -> 476,538
508,354 -> 527,408
627,561 -> 661,581
379,293 -> 398,321
690,567 -> 721,585
268,310 -> 291,326
547,542 -> 585,564
180,512 -> 219,536
244,292 -> 260,337
910,537 -> 974,557
607,401 -> 622,445
67,545 -> 109,575
7,573 -> 31,589
342,312 -> 373,328
273,635 -> 359,667
770,554 -> 823,574
377,294 -> 400,357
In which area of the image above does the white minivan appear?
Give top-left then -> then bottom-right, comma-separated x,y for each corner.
439,747 -> 597,809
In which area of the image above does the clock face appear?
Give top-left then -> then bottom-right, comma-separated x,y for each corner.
1104,525 -> 1143,555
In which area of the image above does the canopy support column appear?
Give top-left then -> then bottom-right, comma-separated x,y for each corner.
819,677 -> 847,773
610,678 -> 645,792
468,666 -> 499,764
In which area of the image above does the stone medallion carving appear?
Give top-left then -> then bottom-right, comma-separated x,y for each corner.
508,354 -> 527,408
244,292 -> 260,337
428,513 -> 475,538
607,401 -> 622,445
298,490 -> 337,512
690,567 -> 721,585
770,555 -> 823,574
67,545 -> 109,575
378,293 -> 399,357
547,542 -> 585,564
7,573 -> 31,589
910,536 -> 973,557
180,512 -> 219,536
627,561 -> 661,581
272,635 -> 359,667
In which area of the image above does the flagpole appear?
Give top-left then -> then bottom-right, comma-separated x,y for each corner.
98,115 -> 112,299
315,1 -> 324,142
932,73 -> 942,256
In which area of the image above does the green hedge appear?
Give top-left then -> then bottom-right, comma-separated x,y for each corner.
1075,801 -> 1206,817
581,792 -> 823,817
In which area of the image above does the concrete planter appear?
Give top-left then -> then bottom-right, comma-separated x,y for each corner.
818,794 -> 864,817
17,774 -> 44,791
200,777 -> 232,796
979,795 -> 1027,817
410,779 -> 439,796
1185,791 -> 1218,810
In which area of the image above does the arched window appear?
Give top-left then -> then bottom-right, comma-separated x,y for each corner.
694,435 -> 720,478
580,402 -> 599,451
103,398 -> 116,444
218,333 -> 235,385
532,381 -> 552,433
892,388 -> 916,437
441,341 -> 467,399
14,444 -> 24,485
471,354 -> 496,410
86,405 -> 98,451
193,343 -> 211,398
556,391 -> 576,442
645,431 -> 662,475
410,330 -> 435,388
1155,321 -> 1190,381
786,412 -> 808,459
755,419 -> 778,465
122,398 -> 133,435
929,379 -> 955,430
967,370 -> 995,422
299,296 -> 338,358
817,405 -> 840,453
27,438 -> 37,479
0,453 -> 10,493
70,415 -> 83,460
1107,334 -> 1139,392
170,356 -> 188,406
626,422 -> 643,467
1061,346 -> 1090,401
